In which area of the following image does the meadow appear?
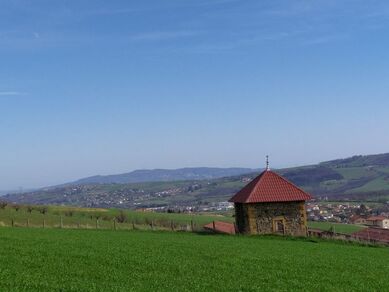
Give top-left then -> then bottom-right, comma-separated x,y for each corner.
0,204 -> 233,231
308,221 -> 365,234
0,227 -> 388,291
0,204 -> 363,235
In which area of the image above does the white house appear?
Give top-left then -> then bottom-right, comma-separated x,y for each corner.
366,216 -> 389,229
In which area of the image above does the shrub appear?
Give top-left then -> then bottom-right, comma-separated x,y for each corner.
26,206 -> 34,213
0,201 -> 7,209
115,211 -> 128,223
102,215 -> 113,221
64,210 -> 74,217
39,206 -> 48,215
155,218 -> 170,228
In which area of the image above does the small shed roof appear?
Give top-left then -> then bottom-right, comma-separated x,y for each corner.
203,221 -> 236,235
229,170 -> 312,203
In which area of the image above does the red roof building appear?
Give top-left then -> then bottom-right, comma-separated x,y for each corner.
366,216 -> 387,221
366,216 -> 389,229
230,165 -> 312,236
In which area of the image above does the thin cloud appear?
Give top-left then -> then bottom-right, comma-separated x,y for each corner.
0,91 -> 25,96
190,0 -> 241,7
302,34 -> 348,45
86,8 -> 140,16
183,29 -> 310,54
129,31 -> 200,42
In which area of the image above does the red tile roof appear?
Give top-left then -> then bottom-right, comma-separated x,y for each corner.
352,228 -> 389,244
203,221 -> 236,235
350,215 -> 366,223
367,216 -> 387,221
229,170 -> 312,203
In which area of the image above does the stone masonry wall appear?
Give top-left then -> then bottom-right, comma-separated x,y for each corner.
234,201 -> 307,236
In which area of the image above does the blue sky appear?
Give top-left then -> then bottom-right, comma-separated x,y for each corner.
1,0 -> 389,189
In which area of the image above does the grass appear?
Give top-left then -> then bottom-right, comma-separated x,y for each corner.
348,176 -> 389,193
0,205 -> 233,230
308,221 -> 365,234
334,167 -> 376,180
1,227 -> 389,291
0,205 -> 365,236
319,179 -> 347,190
322,201 -> 384,207
376,167 -> 389,174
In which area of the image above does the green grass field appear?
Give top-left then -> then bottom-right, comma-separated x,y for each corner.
1,204 -> 367,238
0,227 -> 388,291
334,167 -> 376,180
348,176 -> 389,193
0,205 -> 233,231
308,221 -> 365,234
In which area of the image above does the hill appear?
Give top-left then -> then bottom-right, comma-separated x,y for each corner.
69,167 -> 257,185
4,153 -> 389,208
0,227 -> 388,291
283,152 -> 389,199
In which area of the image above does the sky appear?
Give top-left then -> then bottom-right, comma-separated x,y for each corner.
1,0 -> 389,190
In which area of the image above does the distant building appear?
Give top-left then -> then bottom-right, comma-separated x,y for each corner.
350,215 -> 367,225
366,216 -> 389,229
229,161 -> 312,236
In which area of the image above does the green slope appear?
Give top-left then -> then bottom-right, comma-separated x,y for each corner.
308,221 -> 365,234
0,228 -> 388,291
0,205 -> 233,229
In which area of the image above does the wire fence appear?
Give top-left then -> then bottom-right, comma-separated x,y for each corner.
0,216 -> 207,233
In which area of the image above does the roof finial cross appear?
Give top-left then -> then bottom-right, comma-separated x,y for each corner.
266,155 -> 270,171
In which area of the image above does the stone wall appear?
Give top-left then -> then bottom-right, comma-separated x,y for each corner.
234,201 -> 307,236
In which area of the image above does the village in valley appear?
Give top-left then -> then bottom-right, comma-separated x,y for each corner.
6,163 -> 389,233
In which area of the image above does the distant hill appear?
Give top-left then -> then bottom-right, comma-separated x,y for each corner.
279,153 -> 389,199
69,167 -> 258,185
4,153 -> 389,207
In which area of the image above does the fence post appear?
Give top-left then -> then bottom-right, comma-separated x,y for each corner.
77,222 -> 80,229
113,219 -> 116,230
151,220 -> 154,230
171,220 -> 174,231
27,218 -> 29,228
191,220 -> 194,232
132,220 -> 135,230
11,218 -> 14,227
96,219 -> 99,229
60,216 -> 63,228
